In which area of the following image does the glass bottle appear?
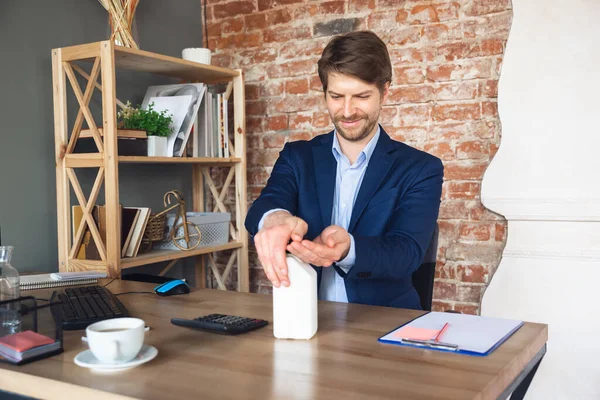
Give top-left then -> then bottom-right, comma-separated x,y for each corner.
0,246 -> 20,335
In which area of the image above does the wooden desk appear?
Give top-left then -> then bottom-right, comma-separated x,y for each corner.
0,280 -> 547,400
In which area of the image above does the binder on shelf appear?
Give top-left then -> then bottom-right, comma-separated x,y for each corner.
378,311 -> 524,356
20,272 -> 107,291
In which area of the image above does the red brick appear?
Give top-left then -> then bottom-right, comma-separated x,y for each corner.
209,32 -> 261,49
390,47 -> 436,64
266,115 -> 288,131
207,22 -> 221,37
213,1 -> 254,19
436,262 -> 455,280
482,101 -> 498,118
320,1 -> 345,14
379,106 -> 398,125
394,66 -> 425,85
258,0 -> 304,12
368,11 -> 401,30
436,40 -> 502,61
463,11 -> 512,38
236,48 -> 277,67
245,84 -> 260,100
310,76 -> 324,92
421,22 -> 462,42
426,59 -> 493,82
381,26 -> 422,47
464,0 -> 512,16
272,95 -> 318,113
480,39 -> 504,56
260,81 -> 284,97
433,282 -> 457,300
388,126 -> 428,142
290,132 -> 312,141
454,303 -> 479,315
388,85 -> 434,104
481,80 -> 498,98
266,8 -> 293,25
456,141 -> 489,160
264,25 -> 312,43
312,112 -> 331,129
433,103 -> 480,121
456,264 -> 489,283
444,162 -> 488,180
446,243 -> 503,263
473,120 -> 496,139
249,149 -> 280,167
268,59 -> 316,78
247,168 -> 270,185
424,142 -> 454,160
246,117 -> 263,134
434,81 -> 479,101
456,284 -> 485,303
397,104 -> 431,127
211,52 -> 232,68
409,5 -> 439,24
459,222 -> 491,241
379,0 -> 404,7
263,134 -> 286,148
444,181 -> 480,200
289,113 -> 312,130
432,300 -> 454,312
222,18 -> 244,34
285,78 -> 309,95
245,14 -> 267,31
280,40 -> 326,60
429,123 -> 469,141
494,222 -> 507,242
293,4 -> 319,20
247,134 -> 260,149
348,0 -> 375,12
469,203 -> 504,221
246,100 -> 267,116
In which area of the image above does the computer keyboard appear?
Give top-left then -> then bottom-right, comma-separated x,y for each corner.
52,285 -> 130,330
171,314 -> 268,335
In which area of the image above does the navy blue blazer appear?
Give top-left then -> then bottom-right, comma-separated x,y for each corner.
245,127 -> 443,309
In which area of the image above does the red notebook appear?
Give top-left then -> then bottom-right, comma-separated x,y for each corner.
0,330 -> 55,353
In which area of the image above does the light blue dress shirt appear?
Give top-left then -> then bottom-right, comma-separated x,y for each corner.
259,126 -> 381,303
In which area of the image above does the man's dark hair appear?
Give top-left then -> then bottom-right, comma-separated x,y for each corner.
317,30 -> 392,95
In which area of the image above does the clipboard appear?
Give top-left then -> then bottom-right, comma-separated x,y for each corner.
378,311 -> 524,356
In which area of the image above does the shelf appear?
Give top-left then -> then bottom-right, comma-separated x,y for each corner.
118,156 -> 242,165
121,241 -> 243,269
63,154 -> 241,168
60,41 -> 239,83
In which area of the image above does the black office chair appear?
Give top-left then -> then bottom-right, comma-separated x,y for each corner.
412,225 -> 439,311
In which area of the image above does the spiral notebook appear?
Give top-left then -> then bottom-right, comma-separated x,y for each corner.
20,272 -> 107,290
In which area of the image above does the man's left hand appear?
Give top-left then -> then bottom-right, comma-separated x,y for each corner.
286,225 -> 351,267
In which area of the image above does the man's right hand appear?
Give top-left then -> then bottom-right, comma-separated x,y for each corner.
254,211 -> 308,288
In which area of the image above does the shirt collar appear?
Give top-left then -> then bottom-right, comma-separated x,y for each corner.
332,124 -> 381,166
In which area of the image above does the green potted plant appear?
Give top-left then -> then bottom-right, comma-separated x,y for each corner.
118,101 -> 173,156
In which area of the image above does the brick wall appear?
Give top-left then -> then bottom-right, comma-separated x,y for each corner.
207,0 -> 512,314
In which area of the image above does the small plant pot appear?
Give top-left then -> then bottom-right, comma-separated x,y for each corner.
147,136 -> 168,157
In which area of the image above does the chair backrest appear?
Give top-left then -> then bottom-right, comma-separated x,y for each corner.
411,225 -> 439,311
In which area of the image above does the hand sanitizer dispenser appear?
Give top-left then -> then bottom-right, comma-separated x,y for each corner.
273,254 -> 318,340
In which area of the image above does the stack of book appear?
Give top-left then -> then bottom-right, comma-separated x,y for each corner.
72,205 -> 151,260
0,330 -> 61,363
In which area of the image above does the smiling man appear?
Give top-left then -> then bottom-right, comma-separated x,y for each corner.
244,30 -> 444,309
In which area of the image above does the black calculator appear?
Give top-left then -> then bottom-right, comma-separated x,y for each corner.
171,314 -> 268,335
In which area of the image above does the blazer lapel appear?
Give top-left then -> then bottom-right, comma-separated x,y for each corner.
312,132 -> 336,230
348,130 -> 397,233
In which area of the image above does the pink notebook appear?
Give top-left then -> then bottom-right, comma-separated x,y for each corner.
0,330 -> 54,353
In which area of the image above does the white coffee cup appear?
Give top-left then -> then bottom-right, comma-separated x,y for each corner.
85,317 -> 145,364
182,47 -> 211,65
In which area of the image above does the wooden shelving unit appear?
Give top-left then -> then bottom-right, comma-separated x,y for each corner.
52,40 -> 249,292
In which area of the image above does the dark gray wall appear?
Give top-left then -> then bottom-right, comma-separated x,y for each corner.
0,0 -> 204,280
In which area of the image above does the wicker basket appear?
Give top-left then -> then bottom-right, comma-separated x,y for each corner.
144,213 -> 166,241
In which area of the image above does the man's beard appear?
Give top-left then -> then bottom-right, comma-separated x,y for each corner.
333,113 -> 378,143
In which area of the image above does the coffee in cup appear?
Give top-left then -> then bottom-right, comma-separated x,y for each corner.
85,317 -> 145,364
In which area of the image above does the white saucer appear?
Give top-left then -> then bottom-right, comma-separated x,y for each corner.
74,344 -> 158,372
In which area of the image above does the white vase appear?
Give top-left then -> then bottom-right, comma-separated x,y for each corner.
147,136 -> 168,157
